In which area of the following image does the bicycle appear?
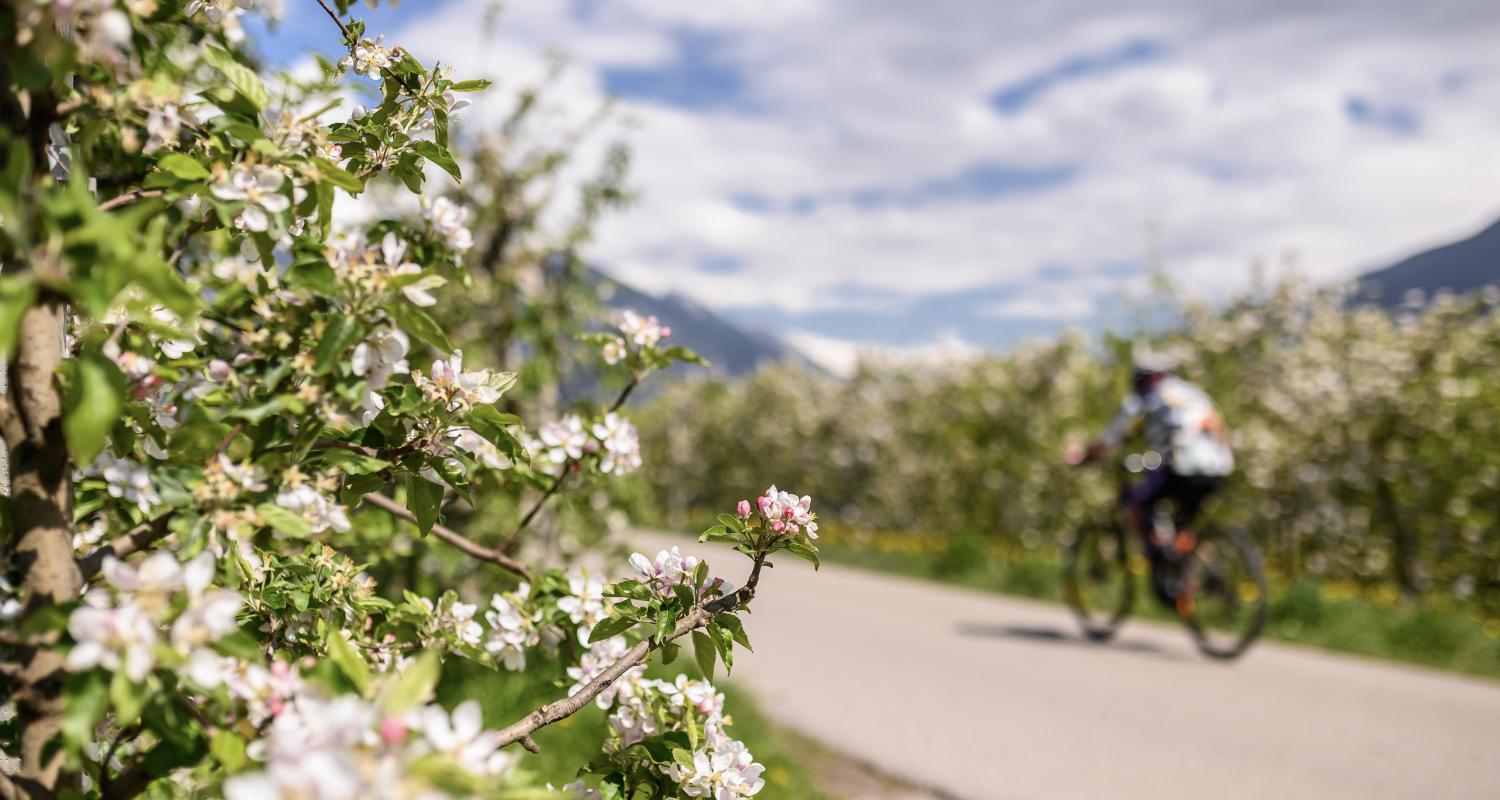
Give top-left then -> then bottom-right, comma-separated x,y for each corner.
1061,451 -> 1268,659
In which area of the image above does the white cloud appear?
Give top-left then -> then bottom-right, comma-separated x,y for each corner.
376,0 -> 1500,345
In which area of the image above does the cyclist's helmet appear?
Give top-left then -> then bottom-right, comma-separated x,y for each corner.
1130,343 -> 1178,393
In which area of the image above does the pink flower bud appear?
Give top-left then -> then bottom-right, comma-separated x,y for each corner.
735,500 -> 751,520
379,716 -> 407,746
208,358 -> 231,381
756,496 -> 771,514
660,326 -> 671,338
770,520 -> 785,533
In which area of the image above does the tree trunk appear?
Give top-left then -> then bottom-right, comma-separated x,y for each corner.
8,297 -> 80,799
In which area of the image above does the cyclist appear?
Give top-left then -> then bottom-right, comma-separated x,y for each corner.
1070,347 -> 1234,565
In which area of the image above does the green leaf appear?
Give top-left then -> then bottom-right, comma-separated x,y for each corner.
327,632 -> 373,695
230,394 -> 306,424
405,474 -> 443,536
783,539 -> 821,570
210,730 -> 248,772
110,666 -> 146,724
157,153 -> 210,181
0,276 -> 37,359
315,314 -> 362,374
658,640 -> 680,666
714,613 -> 752,650
309,156 -> 365,193
320,448 -> 391,476
211,630 -> 263,661
449,79 -> 492,92
389,302 -> 452,353
692,630 -> 716,680
203,46 -> 269,109
662,345 -> 709,366
62,351 -> 125,464
256,502 -> 313,538
384,650 -> 441,714
409,140 -> 462,180
62,670 -> 109,748
587,614 -> 638,644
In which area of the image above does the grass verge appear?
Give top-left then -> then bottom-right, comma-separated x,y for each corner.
812,533 -> 1500,679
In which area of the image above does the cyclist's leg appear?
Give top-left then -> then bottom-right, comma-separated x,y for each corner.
1120,468 -> 1170,553
1164,472 -> 1224,552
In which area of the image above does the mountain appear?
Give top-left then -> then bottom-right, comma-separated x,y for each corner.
1357,217 -> 1500,306
592,269 -> 805,378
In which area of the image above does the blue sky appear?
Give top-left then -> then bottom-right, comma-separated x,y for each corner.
258,0 -> 1500,370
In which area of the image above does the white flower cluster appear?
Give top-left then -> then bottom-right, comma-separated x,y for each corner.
626,546 -> 725,601
556,570 -> 609,643
66,552 -> 242,684
526,413 -> 642,476
326,230 -> 444,308
212,164 -> 291,233
144,102 -> 185,154
484,585 -> 542,671
185,0 -> 282,43
415,351 -> 508,412
421,197 -> 474,253
274,482 -> 352,534
91,453 -> 161,512
567,635 -> 648,710
667,717 -> 766,799
419,593 -> 484,649
223,687 -> 511,800
338,35 -> 397,80
583,662 -> 764,799
601,310 -> 672,366
748,484 -> 818,539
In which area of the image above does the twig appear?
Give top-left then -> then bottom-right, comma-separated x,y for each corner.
313,0 -> 352,40
211,421 -> 246,458
77,514 -> 176,580
493,555 -> 765,748
97,188 -> 164,212
361,492 -> 531,581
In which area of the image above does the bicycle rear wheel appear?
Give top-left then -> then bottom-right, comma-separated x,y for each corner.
1177,528 -> 1268,659
1062,520 -> 1134,641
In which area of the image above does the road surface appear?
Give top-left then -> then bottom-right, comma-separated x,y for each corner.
631,531 -> 1500,800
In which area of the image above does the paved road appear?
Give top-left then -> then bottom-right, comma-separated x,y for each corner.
631,531 -> 1500,800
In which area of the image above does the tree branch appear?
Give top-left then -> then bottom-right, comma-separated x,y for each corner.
493,555 -> 766,748
76,514 -> 175,580
360,492 -> 531,581
96,188 -> 164,212
313,0 -> 353,41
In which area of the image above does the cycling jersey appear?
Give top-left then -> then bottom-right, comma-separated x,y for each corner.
1101,375 -> 1234,477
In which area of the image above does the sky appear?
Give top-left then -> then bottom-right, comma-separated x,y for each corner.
257,0 -> 1500,367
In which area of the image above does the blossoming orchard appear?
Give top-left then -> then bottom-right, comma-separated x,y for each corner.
0,2 -> 820,798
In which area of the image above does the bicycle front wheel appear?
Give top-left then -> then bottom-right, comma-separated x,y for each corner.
1062,520 -> 1134,642
1178,528 -> 1268,659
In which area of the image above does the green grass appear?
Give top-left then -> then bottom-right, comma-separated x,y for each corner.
439,656 -> 829,798
812,536 -> 1500,680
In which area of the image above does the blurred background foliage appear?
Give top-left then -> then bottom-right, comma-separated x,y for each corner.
626,278 -> 1500,645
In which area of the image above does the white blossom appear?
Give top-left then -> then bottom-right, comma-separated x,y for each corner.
212,165 -> 290,233
420,197 -> 473,253
95,454 -> 160,512
592,413 -> 642,475
274,484 -> 351,534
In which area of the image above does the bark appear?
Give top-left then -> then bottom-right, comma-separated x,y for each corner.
7,297 -> 81,799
